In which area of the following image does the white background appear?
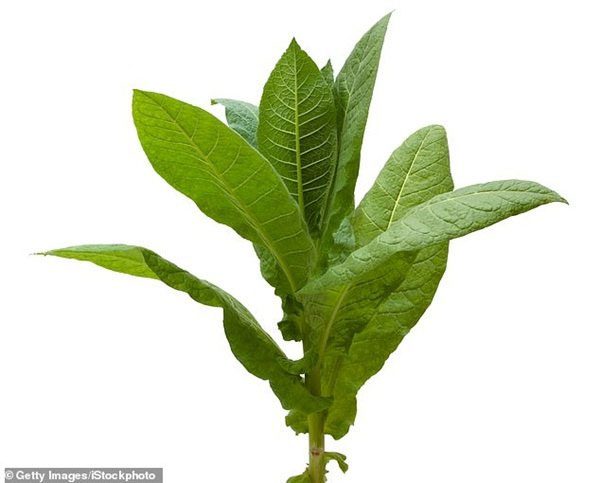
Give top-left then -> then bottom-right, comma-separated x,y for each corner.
1,1 -> 598,482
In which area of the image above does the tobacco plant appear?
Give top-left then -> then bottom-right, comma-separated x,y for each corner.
41,14 -> 565,483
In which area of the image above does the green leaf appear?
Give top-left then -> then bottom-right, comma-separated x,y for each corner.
353,125 -> 453,245
301,252 -> 415,357
319,13 -> 391,254
132,90 -> 314,293
324,243 -> 449,438
211,98 -> 259,147
41,244 -> 329,414
322,126 -> 454,438
324,452 -> 349,473
305,180 -> 566,291
257,39 -> 338,234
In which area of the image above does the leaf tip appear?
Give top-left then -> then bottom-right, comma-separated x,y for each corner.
289,37 -> 300,49
381,10 -> 394,24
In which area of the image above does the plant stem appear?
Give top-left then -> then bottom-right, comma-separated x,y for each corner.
308,411 -> 326,483
305,368 -> 326,483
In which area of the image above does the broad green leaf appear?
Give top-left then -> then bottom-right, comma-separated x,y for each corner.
257,39 -> 337,234
41,244 -> 329,414
211,98 -> 259,147
325,243 -> 449,438
321,126 -> 454,437
132,90 -> 314,293
304,180 -> 566,292
353,125 -> 453,245
319,13 -> 391,254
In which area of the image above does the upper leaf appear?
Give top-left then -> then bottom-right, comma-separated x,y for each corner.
257,39 -> 338,235
304,180 -> 566,291
211,98 -> 259,147
41,245 -> 329,414
353,125 -> 453,245
132,90 -> 314,293
319,13 -> 391,254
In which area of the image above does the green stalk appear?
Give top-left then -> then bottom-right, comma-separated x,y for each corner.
307,407 -> 326,483
304,362 -> 326,482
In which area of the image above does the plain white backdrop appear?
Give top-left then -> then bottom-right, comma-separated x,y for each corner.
1,1 -> 598,482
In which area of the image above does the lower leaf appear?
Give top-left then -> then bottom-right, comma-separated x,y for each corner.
40,244 -> 329,415
324,244 -> 449,438
324,452 -> 348,473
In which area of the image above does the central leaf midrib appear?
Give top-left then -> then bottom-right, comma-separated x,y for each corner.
386,129 -> 431,229
292,49 -> 305,216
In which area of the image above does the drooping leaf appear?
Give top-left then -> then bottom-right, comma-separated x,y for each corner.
41,244 -> 329,414
211,98 -> 259,147
257,39 -> 338,234
132,90 -> 314,294
304,180 -> 566,292
324,452 -> 349,473
319,13 -> 391,255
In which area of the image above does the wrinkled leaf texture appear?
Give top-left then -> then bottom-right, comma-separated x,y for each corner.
258,39 -> 337,235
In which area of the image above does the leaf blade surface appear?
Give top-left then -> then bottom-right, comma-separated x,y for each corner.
132,90 -> 314,292
258,40 -> 337,233
319,13 -> 391,251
